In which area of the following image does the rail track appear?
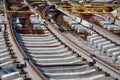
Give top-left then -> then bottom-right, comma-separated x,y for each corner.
35,1 -> 120,79
39,1 -> 120,69
0,0 -> 32,80
2,0 -> 46,80
13,14 -> 118,80
2,0 -> 120,80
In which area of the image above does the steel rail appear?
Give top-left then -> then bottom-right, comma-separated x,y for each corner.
45,21 -> 120,79
4,0 -> 46,80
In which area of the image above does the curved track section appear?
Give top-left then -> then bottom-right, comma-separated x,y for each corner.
4,0 -> 120,80
12,12 -> 117,80
39,2 -> 120,79
0,1 -> 32,80
3,0 -> 46,80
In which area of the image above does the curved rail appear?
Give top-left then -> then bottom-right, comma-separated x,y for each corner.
4,0 -> 46,80
27,1 -> 120,79
45,21 -> 120,79
8,15 -> 46,80
42,2 -> 120,71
